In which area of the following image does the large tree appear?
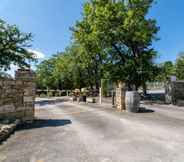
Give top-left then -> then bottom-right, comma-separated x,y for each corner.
54,44 -> 97,89
0,19 -> 36,70
36,44 -> 94,90
36,58 -> 57,89
155,61 -> 175,82
73,0 -> 159,90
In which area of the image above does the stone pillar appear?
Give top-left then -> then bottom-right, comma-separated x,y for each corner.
116,81 -> 126,111
165,76 -> 177,104
165,81 -> 173,104
165,80 -> 184,106
15,69 -> 36,122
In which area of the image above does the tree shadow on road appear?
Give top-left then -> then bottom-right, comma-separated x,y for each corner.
16,119 -> 72,131
138,107 -> 155,113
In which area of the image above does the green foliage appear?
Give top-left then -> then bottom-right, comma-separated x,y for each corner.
176,53 -> 184,80
36,43 -> 99,90
0,19 -> 36,70
36,0 -> 160,90
73,0 -> 159,89
0,71 -> 12,79
54,44 -> 90,89
36,58 -> 57,89
101,79 -> 108,97
156,61 -> 176,82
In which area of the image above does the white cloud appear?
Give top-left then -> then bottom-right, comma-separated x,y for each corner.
6,64 -> 18,77
3,49 -> 45,77
27,49 -> 45,59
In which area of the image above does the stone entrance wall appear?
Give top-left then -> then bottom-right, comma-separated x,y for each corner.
0,69 -> 36,121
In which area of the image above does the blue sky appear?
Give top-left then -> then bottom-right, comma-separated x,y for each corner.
0,0 -> 184,64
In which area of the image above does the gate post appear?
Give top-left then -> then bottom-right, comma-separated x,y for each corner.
116,81 -> 126,111
15,68 -> 36,122
165,76 -> 177,104
99,88 -> 102,104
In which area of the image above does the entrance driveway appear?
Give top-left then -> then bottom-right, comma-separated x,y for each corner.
0,98 -> 184,162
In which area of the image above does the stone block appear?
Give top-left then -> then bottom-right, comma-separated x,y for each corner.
0,106 -> 3,111
16,106 -> 25,111
0,111 -> 24,120
25,109 -> 34,117
0,80 -> 3,86
24,82 -> 36,87
2,104 -> 15,113
24,90 -> 35,96
11,111 -> 25,119
15,69 -> 36,81
24,96 -> 34,102
15,80 -> 24,86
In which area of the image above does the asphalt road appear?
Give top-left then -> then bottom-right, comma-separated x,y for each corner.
0,99 -> 184,162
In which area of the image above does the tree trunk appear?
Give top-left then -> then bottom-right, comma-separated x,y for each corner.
142,82 -> 147,96
87,67 -> 94,90
95,80 -> 99,90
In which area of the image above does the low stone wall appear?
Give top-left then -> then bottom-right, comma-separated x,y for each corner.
165,81 -> 184,106
0,69 -> 36,121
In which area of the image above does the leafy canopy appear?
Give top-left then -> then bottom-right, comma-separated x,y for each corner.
0,19 -> 36,70
73,0 -> 159,89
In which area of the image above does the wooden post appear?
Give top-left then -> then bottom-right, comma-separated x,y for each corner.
47,87 -> 49,98
99,87 -> 102,104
